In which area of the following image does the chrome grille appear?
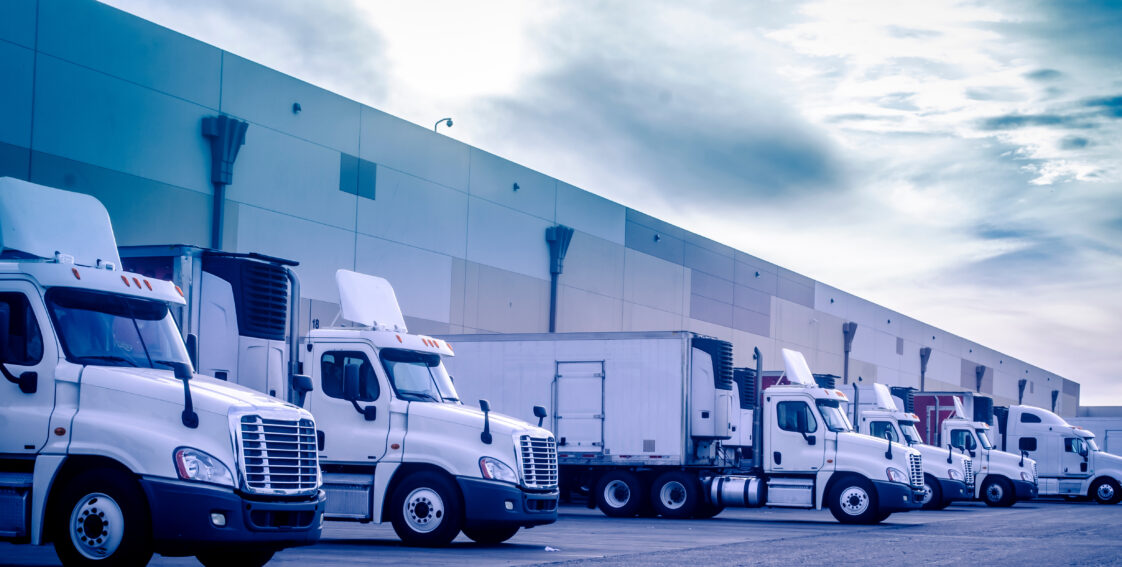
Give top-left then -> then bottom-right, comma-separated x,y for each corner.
1031,461 -> 1038,482
519,435 -> 558,489
964,458 -> 975,489
238,415 -> 319,495
908,453 -> 923,487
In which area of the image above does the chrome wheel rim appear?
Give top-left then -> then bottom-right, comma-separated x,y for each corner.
403,487 -> 444,533
1097,483 -> 1115,501
603,479 -> 632,509
919,482 -> 934,505
839,486 -> 870,516
70,493 -> 124,560
659,481 -> 688,510
985,483 -> 1004,502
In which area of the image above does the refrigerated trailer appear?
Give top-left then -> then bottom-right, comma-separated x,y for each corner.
441,332 -> 925,524
119,247 -> 559,546
912,391 -> 1037,506
0,178 -> 324,567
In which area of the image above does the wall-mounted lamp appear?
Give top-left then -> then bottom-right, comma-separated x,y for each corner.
513,182 -> 520,192
653,234 -> 661,242
434,117 -> 453,132
292,102 -> 302,114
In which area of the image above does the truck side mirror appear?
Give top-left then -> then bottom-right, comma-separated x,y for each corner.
533,405 -> 547,427
292,374 -> 313,407
185,333 -> 199,370
343,364 -> 360,401
362,405 -> 377,421
479,399 -> 492,444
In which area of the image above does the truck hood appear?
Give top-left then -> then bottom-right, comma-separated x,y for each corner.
915,443 -> 968,470
80,365 -> 304,417
987,448 -> 1034,473
406,401 -> 552,439
838,431 -> 917,458
1093,451 -> 1122,472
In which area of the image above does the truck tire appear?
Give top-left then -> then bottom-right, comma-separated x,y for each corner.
462,524 -> 520,545
649,471 -> 699,518
196,550 -> 276,567
1090,478 -> 1122,505
595,471 -> 642,517
920,474 -> 943,511
389,471 -> 463,547
53,469 -> 153,567
981,477 -> 1015,507
827,476 -> 880,524
692,499 -> 725,519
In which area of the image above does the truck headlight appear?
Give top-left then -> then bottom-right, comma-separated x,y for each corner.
1020,471 -> 1033,482
886,467 -> 908,484
948,469 -> 963,481
479,457 -> 519,484
174,448 -> 234,487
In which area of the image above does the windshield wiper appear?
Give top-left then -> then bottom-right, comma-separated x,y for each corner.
399,390 -> 441,402
152,359 -> 188,370
75,355 -> 139,367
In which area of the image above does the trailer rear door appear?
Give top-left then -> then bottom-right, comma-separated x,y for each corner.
554,361 -> 604,451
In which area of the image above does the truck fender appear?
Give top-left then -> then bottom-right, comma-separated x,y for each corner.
30,455 -> 65,545
370,462 -> 400,524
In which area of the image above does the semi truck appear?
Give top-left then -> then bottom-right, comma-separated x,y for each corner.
992,405 -> 1122,504
912,391 -> 1038,507
0,178 -> 325,567
439,332 -> 925,524
844,384 -> 974,510
118,246 -> 559,546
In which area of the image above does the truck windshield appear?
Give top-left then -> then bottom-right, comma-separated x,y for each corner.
898,421 -> 923,445
975,429 -> 994,450
379,348 -> 460,403
815,399 -> 852,432
45,287 -> 191,370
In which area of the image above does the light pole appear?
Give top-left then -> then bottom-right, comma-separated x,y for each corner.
434,117 -> 453,132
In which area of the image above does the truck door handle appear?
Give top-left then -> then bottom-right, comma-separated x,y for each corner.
774,451 -> 782,465
317,430 -> 325,451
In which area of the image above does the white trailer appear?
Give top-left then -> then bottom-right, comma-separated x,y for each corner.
0,178 -> 324,567
441,332 -> 926,524
993,405 -> 1122,504
119,247 -> 559,546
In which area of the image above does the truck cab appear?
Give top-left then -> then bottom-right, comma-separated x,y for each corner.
119,244 -> 560,547
930,396 -> 1037,507
0,178 -> 324,567
846,384 -> 973,510
995,405 -> 1122,504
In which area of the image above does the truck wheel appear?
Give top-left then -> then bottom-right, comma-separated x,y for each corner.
389,471 -> 463,547
1090,478 -> 1122,505
693,499 -> 725,519
196,550 -> 276,567
650,471 -> 699,518
920,474 -> 943,511
595,471 -> 642,517
462,524 -> 520,545
53,469 -> 153,567
981,477 -> 1015,507
828,477 -> 880,524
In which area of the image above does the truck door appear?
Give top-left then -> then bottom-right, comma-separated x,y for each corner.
0,284 -> 57,455
949,428 -> 978,458
1062,437 -> 1091,477
767,399 -> 826,472
553,361 -> 604,451
308,343 -> 389,463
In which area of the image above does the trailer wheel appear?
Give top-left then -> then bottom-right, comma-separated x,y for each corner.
462,523 -> 520,545
1090,478 -> 1122,505
595,471 -> 642,517
920,474 -> 943,510
196,550 -> 276,567
650,471 -> 699,518
827,476 -> 880,524
389,471 -> 463,546
53,469 -> 153,567
981,477 -> 1015,507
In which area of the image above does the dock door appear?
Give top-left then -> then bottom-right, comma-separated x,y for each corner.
553,361 -> 605,451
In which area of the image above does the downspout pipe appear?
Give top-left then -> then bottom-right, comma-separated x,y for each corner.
285,267 -> 301,405
546,225 -> 574,333
752,347 -> 763,469
842,322 -> 858,384
202,115 -> 249,250
919,346 -> 932,392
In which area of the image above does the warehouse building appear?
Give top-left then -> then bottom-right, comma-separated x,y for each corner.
0,0 -> 1079,414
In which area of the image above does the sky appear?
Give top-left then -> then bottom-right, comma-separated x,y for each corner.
101,0 -> 1122,404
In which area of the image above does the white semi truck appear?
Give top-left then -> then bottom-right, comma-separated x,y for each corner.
992,405 -> 1122,504
845,384 -> 974,510
913,391 -> 1038,507
0,178 -> 325,567
439,332 -> 925,524
118,247 -> 559,546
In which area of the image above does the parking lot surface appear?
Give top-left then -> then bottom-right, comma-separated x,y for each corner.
3,499 -> 1119,566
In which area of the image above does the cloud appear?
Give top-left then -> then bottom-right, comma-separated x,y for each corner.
1060,136 -> 1090,150
1084,95 -> 1122,118
1025,68 -> 1063,81
977,113 -> 1091,130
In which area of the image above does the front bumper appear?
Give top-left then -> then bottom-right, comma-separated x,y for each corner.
139,477 -> 325,557
871,480 -> 924,513
456,476 -> 558,527
1013,479 -> 1038,501
937,478 -> 971,502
